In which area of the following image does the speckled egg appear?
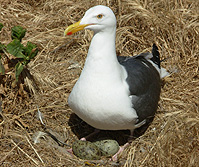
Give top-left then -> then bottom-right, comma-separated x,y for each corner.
94,139 -> 120,156
72,140 -> 101,160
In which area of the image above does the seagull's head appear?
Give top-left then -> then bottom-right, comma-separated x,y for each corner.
64,5 -> 116,36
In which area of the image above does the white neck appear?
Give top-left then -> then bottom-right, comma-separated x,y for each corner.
82,28 -> 123,77
89,29 -> 116,59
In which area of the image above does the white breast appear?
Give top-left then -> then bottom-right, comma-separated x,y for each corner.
68,64 -> 138,130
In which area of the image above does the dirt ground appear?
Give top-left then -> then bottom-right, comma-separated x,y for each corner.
0,0 -> 198,166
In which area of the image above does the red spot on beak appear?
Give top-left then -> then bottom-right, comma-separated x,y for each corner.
67,32 -> 73,35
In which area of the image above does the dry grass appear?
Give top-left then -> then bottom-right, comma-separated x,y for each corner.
0,0 -> 198,166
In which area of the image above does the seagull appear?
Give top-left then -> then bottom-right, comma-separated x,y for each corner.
64,5 -> 168,160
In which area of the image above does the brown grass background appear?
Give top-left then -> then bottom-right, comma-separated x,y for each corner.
0,0 -> 198,166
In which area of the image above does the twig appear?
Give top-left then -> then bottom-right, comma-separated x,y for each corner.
45,129 -> 70,147
8,105 -> 65,122
160,55 -> 176,62
50,34 -> 80,54
25,136 -> 44,164
11,139 -> 39,166
37,107 -> 70,147
0,142 -> 18,164
140,122 -> 168,166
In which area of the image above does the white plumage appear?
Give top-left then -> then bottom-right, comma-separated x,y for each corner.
65,5 -> 168,134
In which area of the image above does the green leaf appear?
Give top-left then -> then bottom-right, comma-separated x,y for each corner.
7,39 -> 26,59
24,41 -> 38,59
0,56 -> 5,75
0,23 -> 3,31
0,42 -> 5,53
11,26 -> 26,41
15,62 -> 24,81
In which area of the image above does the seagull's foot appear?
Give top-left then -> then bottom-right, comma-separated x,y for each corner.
67,148 -> 73,154
66,148 -> 74,157
111,142 -> 130,161
80,129 -> 100,141
111,120 -> 147,161
80,137 -> 87,141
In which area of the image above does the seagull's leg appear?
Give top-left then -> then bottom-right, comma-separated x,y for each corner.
111,119 -> 147,161
111,143 -> 130,161
80,129 -> 100,141
67,148 -> 73,154
128,119 -> 146,140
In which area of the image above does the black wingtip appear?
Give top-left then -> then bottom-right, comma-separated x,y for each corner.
151,44 -> 160,68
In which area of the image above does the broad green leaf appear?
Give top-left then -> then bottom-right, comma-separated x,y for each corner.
15,62 -> 24,81
7,39 -> 26,59
0,42 -> 5,53
24,41 -> 38,59
11,26 -> 26,41
0,57 -> 5,75
0,23 -> 3,31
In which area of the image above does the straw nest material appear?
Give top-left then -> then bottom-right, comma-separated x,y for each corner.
0,0 -> 198,166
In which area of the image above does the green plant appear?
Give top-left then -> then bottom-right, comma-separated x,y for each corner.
0,24 -> 38,81
0,23 -> 3,31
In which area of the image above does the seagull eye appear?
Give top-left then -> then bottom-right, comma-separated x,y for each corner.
97,14 -> 103,19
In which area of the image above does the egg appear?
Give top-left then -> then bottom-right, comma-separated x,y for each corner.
72,139 -> 120,160
72,140 -> 101,160
94,139 -> 120,156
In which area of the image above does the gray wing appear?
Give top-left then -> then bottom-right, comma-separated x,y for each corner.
117,51 -> 161,123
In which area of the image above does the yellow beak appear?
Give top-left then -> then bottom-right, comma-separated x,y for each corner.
64,20 -> 90,36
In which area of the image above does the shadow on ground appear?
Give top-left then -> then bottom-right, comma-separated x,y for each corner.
68,113 -> 152,145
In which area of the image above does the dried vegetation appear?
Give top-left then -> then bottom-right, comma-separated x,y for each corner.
0,0 -> 198,166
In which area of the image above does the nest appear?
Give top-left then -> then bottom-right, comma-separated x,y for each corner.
0,0 -> 198,166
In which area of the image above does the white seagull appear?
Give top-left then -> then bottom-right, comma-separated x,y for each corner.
64,5 -> 168,159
